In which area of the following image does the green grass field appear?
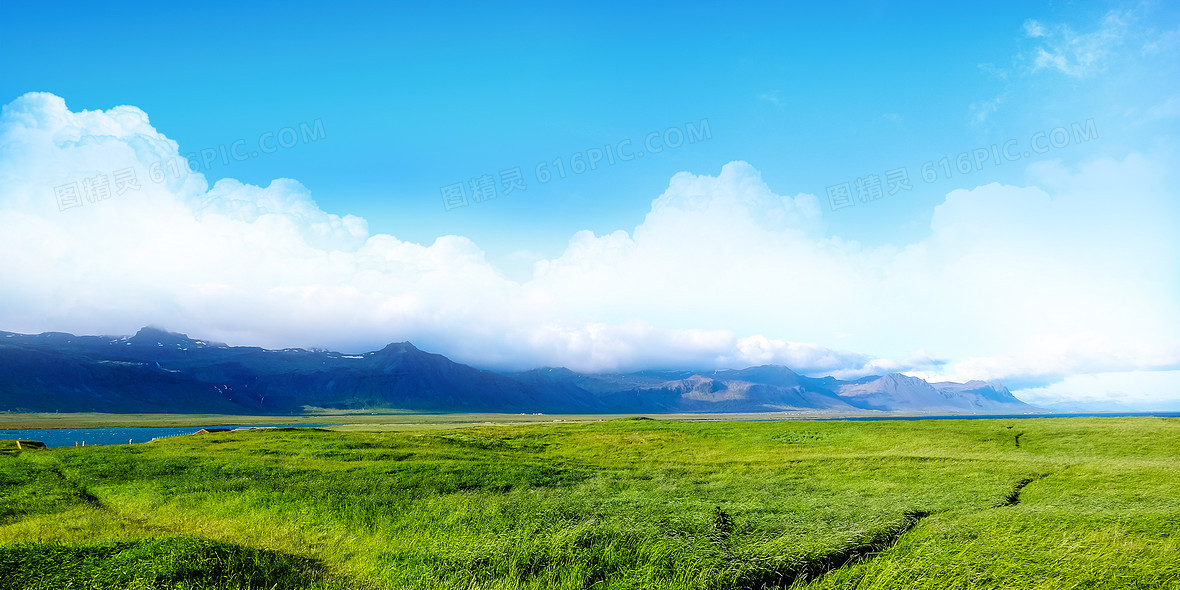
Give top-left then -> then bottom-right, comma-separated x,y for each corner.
1,417 -> 1177,589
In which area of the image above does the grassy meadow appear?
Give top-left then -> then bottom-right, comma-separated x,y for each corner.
1,416 -> 1177,589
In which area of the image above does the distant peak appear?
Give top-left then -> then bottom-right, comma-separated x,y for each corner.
849,373 -> 939,393
971,380 -> 1008,389
132,326 -> 187,339
719,365 -> 800,379
530,366 -> 578,376
135,326 -> 176,335
880,373 -> 923,383
128,326 -> 199,347
374,341 -> 422,355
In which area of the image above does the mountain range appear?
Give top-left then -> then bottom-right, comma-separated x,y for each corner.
0,327 -> 1036,415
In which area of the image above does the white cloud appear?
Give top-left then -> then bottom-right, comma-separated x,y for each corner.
2,93 -> 1178,407
1026,11 -> 1129,77
1023,19 -> 1046,39
0,93 -> 872,375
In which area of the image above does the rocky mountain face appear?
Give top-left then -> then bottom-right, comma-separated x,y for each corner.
0,327 -> 1035,415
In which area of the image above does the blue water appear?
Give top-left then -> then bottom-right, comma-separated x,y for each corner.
0,424 -> 327,447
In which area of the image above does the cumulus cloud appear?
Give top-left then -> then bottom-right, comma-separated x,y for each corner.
1,93 -> 1178,406
0,93 -> 871,375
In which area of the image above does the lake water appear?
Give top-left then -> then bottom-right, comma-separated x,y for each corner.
0,425 -> 327,447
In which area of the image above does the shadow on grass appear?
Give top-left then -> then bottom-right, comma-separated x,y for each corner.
0,537 -> 354,590
734,510 -> 932,590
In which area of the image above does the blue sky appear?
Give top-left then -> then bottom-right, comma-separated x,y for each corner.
5,1 -> 1160,257
1,1 -> 1178,408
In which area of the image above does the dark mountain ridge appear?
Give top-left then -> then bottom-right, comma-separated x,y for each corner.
0,327 -> 1035,415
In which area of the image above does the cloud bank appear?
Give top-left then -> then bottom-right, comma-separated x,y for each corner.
1,93 -> 1178,405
